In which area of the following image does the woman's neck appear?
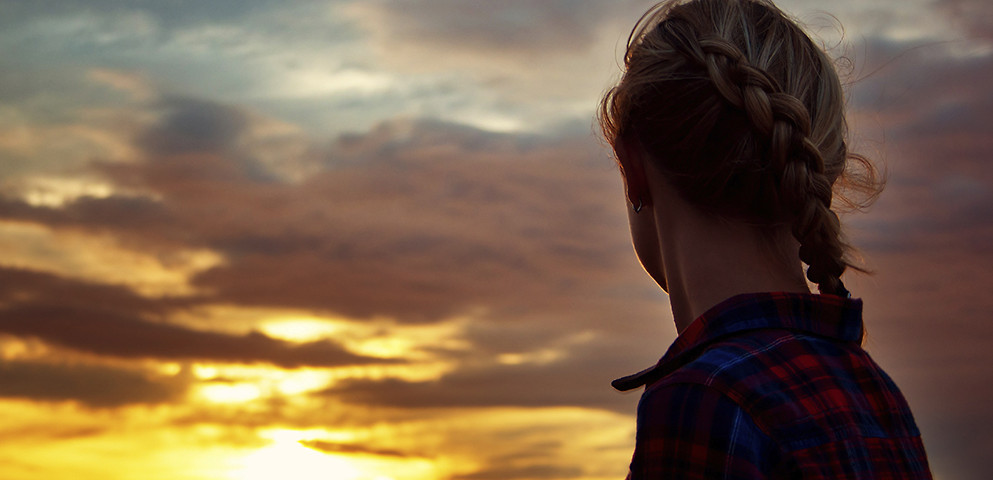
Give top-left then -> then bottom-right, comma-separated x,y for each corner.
652,190 -> 809,333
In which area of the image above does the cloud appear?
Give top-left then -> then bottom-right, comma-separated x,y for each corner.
2,94 -> 651,326
87,69 -> 155,101
0,305 -> 396,368
841,38 -> 993,256
180,118 -> 649,324
0,267 -> 395,368
326,337 -> 647,414
0,195 -> 177,243
299,440 -> 414,459
0,359 -> 183,408
0,0 -> 385,140
453,464 -> 584,480
344,0 -> 634,58
0,267 -> 171,316
138,97 -> 248,157
340,0 -> 649,130
0,0 -> 244,31
936,0 -> 993,42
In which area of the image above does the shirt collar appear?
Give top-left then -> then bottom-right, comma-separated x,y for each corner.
611,292 -> 864,391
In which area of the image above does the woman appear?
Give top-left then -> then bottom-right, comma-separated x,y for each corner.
599,0 -> 933,478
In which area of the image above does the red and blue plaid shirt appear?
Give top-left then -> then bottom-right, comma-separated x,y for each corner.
613,292 -> 932,479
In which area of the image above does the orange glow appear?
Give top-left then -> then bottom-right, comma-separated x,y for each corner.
197,383 -> 262,403
228,429 -> 450,480
230,431 -> 364,480
259,317 -> 343,342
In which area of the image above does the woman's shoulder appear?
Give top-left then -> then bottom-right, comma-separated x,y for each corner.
651,328 -> 803,393
645,329 -> 921,444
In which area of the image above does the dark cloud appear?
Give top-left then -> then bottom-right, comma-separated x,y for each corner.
0,267 -> 393,368
438,422 -> 617,480
457,321 -> 580,356
0,359 -> 183,408
138,97 -> 249,157
453,464 -> 584,480
132,96 -> 282,183
326,338 -> 648,414
0,267 -> 172,317
0,304 -> 392,368
299,440 -> 414,458
0,195 -> 177,247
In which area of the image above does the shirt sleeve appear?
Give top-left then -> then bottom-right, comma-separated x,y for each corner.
627,382 -> 783,480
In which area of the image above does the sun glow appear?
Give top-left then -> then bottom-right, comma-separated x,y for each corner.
191,363 -> 336,399
259,317 -> 342,342
198,383 -> 262,403
224,429 -> 458,480
229,430 -> 397,480
230,436 -> 364,480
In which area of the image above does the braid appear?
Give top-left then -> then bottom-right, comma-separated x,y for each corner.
660,19 -> 852,296
600,0 -> 881,298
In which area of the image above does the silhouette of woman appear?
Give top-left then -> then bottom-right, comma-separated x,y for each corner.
600,0 -> 933,477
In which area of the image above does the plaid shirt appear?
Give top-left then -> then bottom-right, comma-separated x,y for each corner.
613,292 -> 932,479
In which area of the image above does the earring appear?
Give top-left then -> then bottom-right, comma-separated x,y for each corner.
633,197 -> 643,213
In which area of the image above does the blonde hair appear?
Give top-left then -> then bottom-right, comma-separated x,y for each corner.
599,0 -> 880,296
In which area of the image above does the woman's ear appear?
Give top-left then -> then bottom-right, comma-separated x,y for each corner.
615,135 -> 652,210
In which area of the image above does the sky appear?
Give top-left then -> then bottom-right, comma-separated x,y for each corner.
0,0 -> 990,479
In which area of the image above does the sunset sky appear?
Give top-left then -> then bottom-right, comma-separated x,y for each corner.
0,0 -> 990,479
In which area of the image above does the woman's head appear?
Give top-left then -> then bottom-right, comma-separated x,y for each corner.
599,0 -> 878,297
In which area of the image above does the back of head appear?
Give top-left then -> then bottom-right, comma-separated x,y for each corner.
600,0 -> 878,297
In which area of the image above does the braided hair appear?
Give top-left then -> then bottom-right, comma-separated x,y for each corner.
599,0 -> 880,297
